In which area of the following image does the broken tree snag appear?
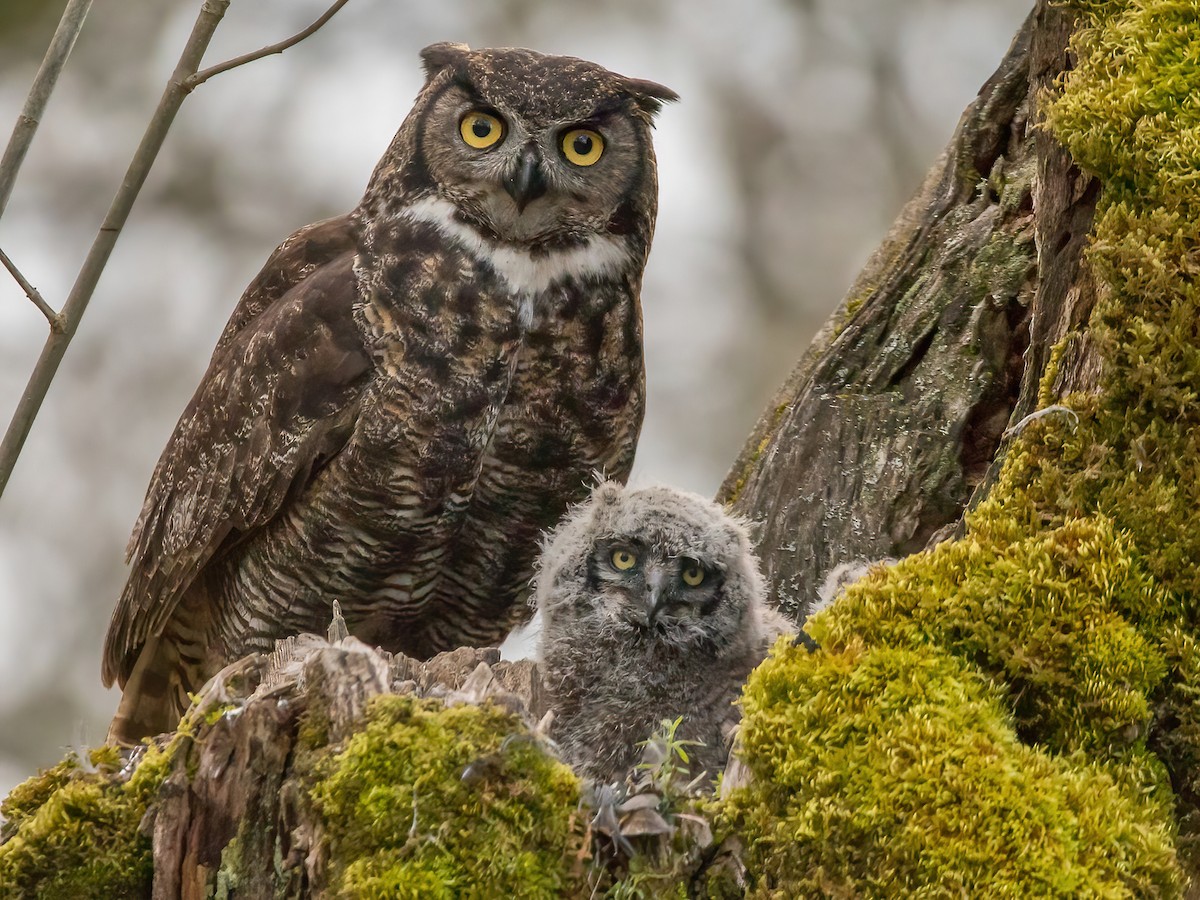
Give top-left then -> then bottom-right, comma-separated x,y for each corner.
717,5 -> 1106,617
137,637 -> 579,899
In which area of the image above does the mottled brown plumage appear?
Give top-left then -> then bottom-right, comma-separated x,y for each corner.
103,43 -> 676,742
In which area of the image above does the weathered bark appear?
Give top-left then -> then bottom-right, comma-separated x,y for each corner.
146,637 -> 550,898
717,4 -> 1101,617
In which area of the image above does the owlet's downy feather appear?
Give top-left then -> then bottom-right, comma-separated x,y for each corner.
102,44 -> 676,743
536,482 -> 793,784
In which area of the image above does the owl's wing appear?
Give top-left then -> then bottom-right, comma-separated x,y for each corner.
214,214 -> 356,351
102,219 -> 371,688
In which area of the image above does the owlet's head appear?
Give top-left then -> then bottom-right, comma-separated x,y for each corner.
365,43 -> 677,248
536,482 -> 767,655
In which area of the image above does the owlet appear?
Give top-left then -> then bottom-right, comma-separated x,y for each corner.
536,481 -> 793,784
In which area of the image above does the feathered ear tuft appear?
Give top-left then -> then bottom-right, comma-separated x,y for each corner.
420,42 -> 471,79
618,76 -> 679,116
592,481 -> 624,507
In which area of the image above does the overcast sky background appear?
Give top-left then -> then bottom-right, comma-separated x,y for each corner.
0,0 -> 1031,800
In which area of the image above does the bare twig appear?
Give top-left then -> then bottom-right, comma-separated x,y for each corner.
0,0 -> 93,221
184,0 -> 351,91
0,0 -> 232,498
0,246 -> 60,330
0,0 -> 353,499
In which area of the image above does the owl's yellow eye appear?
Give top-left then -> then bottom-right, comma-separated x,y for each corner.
460,111 -> 505,150
611,548 -> 637,571
561,128 -> 604,166
681,564 -> 706,587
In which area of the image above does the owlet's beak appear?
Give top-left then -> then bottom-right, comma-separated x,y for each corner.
644,568 -> 666,626
504,143 -> 548,212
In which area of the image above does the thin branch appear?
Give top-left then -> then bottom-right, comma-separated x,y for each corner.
0,0 -> 233,499
0,246 -> 60,330
0,0 -> 352,499
0,0 -> 93,221
184,0 -> 351,91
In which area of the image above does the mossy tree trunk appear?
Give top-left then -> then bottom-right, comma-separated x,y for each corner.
718,0 -> 1200,891
718,3 -> 1103,618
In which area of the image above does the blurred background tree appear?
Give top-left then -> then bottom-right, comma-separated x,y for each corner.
0,0 -> 1029,798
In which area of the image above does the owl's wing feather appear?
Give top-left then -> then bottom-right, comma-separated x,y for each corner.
102,222 -> 371,687
214,214 -> 356,351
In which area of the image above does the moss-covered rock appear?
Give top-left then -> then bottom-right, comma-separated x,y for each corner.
0,743 -> 174,899
309,694 -> 585,898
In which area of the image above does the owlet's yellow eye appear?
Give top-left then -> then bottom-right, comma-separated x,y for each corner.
611,548 -> 637,571
460,111 -> 505,150
681,564 -> 706,587
561,128 -> 604,166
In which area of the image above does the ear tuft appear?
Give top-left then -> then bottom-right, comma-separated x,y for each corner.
619,76 -> 679,116
420,42 -> 470,79
593,481 -> 623,506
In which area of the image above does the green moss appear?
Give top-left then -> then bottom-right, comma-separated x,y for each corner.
814,508 -> 1171,757
970,230 -> 1034,308
200,702 -> 235,727
0,742 -> 175,898
1046,1 -> 1200,220
841,292 -> 866,323
995,151 -> 1037,214
1036,338 -> 1070,407
719,640 -> 1180,896
720,0 -> 1200,892
309,695 -> 585,898
828,291 -> 868,343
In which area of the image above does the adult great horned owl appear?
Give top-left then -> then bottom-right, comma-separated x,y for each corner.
536,482 -> 793,784
102,44 -> 676,743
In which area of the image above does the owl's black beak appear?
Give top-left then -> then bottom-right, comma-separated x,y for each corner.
504,144 -> 547,213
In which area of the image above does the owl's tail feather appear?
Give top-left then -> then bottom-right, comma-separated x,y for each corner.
106,634 -> 196,745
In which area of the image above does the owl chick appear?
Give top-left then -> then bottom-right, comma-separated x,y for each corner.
536,482 -> 793,784
102,44 -> 676,743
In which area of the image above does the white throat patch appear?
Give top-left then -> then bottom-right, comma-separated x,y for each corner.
399,196 -> 630,298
